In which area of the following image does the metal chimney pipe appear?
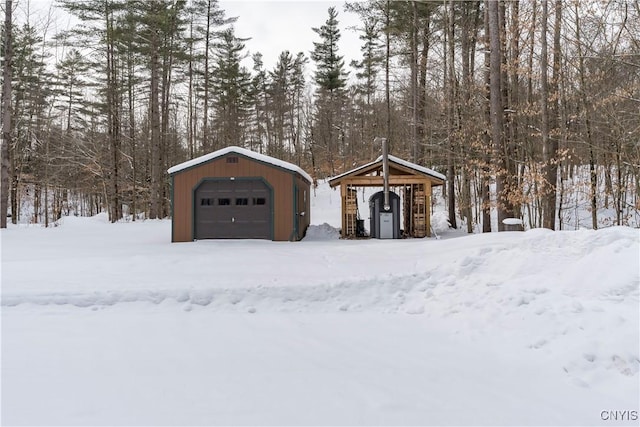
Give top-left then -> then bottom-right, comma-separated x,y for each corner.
378,137 -> 390,211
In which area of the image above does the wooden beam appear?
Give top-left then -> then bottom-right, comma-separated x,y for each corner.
338,176 -> 438,187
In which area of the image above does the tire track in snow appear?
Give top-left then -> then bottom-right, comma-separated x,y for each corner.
0,271 -> 435,313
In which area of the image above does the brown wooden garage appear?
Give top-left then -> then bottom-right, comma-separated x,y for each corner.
168,146 -> 312,242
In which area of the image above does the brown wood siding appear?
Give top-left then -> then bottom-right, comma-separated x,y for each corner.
171,153 -> 308,242
294,174 -> 311,239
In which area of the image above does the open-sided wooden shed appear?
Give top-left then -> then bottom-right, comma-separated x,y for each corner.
168,146 -> 312,242
328,154 -> 445,238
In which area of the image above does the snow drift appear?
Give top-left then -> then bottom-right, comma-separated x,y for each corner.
1,196 -> 638,425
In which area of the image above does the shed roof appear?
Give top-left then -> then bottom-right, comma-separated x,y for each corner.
328,154 -> 445,187
167,146 -> 313,184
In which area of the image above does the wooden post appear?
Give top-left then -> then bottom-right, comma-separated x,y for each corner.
426,180 -> 432,237
340,181 -> 346,238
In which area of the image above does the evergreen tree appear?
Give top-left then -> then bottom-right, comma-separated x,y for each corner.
290,52 -> 308,166
248,52 -> 270,153
349,15 -> 383,159
188,0 -> 232,153
8,22 -> 53,224
311,6 -> 347,96
269,50 -> 294,158
58,0 -> 127,222
310,6 -> 348,176
55,49 -> 90,133
211,27 -> 251,147
350,16 -> 383,106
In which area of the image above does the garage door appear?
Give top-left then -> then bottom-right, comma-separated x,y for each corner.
194,179 -> 272,239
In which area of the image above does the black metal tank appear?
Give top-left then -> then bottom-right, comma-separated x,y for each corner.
369,190 -> 401,239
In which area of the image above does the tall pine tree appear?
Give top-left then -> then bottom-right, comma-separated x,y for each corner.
311,6 -> 348,176
211,27 -> 251,148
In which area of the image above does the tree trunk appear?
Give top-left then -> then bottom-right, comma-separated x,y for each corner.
540,0 -> 552,229
410,1 -> 419,163
446,0 -> 457,230
44,135 -> 49,227
460,1 -> 475,233
187,19 -> 195,158
488,0 -> 504,229
482,0 -> 492,232
105,3 -> 121,223
202,0 -> 212,153
488,0 -> 513,230
574,2 -> 598,229
541,0 -> 562,230
418,7 -> 431,166
1,0 -> 13,229
549,0 -> 561,227
10,165 -> 17,223
149,19 -> 162,219
127,45 -> 137,221
385,0 -> 391,141
161,33 -> 174,217
507,0 -> 522,220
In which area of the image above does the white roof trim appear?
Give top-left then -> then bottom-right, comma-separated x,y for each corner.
329,154 -> 445,182
167,146 -> 313,184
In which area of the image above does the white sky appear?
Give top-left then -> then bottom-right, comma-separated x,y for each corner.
220,1 -> 362,72
17,0 -> 364,75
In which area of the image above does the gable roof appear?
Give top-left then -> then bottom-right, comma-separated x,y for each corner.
167,146 -> 313,184
328,154 -> 445,187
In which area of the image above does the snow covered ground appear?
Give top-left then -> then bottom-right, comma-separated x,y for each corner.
1,182 -> 639,426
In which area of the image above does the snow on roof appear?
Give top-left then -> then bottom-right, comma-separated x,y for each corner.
329,154 -> 446,183
383,155 -> 446,181
167,146 -> 313,184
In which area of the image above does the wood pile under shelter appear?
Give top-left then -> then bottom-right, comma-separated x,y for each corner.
328,155 -> 445,238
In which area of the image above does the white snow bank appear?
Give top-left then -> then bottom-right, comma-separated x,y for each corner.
2,186 -> 638,425
3,222 -> 637,316
502,217 -> 524,225
57,212 -> 111,226
430,210 -> 452,234
303,223 -> 340,241
3,220 -> 638,385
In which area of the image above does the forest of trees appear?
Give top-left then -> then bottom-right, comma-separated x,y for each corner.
1,0 -> 638,231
